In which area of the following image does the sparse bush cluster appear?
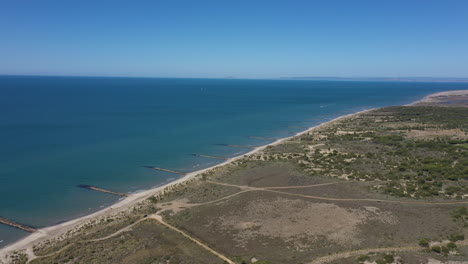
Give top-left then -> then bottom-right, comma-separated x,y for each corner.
356,253 -> 398,264
263,106 -> 468,199
451,207 -> 468,227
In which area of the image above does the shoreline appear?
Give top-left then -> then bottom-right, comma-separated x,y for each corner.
0,110 -> 374,258
0,89 -> 462,258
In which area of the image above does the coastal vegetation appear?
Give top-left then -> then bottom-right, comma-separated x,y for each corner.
257,106 -> 468,199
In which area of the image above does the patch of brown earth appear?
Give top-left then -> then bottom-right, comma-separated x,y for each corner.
426,258 -> 468,264
215,198 -> 397,250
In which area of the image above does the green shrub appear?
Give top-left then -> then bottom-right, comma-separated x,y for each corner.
449,234 -> 464,242
441,246 -> 449,255
451,207 -> 468,226
147,196 -> 158,203
431,245 -> 441,253
419,238 -> 429,247
357,254 -> 370,262
447,242 -> 457,250
445,186 -> 461,195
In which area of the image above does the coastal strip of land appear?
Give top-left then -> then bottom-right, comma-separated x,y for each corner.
1,90 -> 467,263
410,89 -> 468,107
0,105 -> 374,260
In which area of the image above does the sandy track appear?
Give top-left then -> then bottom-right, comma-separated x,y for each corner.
309,245 -> 421,264
207,181 -> 468,206
309,240 -> 468,264
149,215 -> 236,264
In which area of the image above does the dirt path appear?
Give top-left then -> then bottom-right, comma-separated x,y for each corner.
309,245 -> 421,264
265,182 -> 342,189
86,218 -> 150,242
149,214 -> 235,264
264,189 -> 468,205
309,241 -> 468,264
27,218 -> 152,263
207,180 -> 468,205
27,214 -> 235,264
26,243 -> 74,264
205,180 -> 342,190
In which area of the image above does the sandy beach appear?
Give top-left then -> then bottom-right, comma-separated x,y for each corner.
410,90 -> 468,106
2,89 -> 467,259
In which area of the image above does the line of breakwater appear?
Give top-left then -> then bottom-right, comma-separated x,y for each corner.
0,217 -> 36,233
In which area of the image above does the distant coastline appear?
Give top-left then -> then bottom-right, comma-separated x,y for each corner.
279,76 -> 468,83
409,89 -> 468,106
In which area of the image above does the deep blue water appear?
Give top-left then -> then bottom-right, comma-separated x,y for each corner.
1,76 -> 467,246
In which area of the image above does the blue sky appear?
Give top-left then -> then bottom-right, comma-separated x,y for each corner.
1,0 -> 467,78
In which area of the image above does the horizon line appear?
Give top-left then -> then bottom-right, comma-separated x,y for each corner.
1,74 -> 468,82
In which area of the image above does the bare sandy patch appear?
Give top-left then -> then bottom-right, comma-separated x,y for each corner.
216,198 -> 397,250
158,198 -> 194,214
406,128 -> 468,139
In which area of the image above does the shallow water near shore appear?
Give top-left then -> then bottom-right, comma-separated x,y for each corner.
1,76 -> 467,247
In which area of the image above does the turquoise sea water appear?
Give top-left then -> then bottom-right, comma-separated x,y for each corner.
1,76 -> 468,247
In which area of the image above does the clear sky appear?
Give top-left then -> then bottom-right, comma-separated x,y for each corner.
1,0 -> 467,78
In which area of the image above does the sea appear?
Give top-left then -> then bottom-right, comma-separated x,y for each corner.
1,76 -> 467,247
